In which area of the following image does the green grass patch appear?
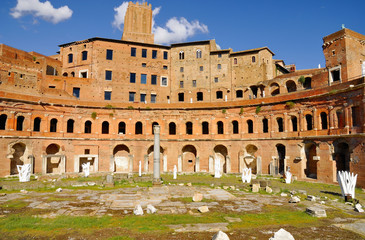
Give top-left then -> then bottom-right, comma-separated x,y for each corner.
0,200 -> 28,209
108,236 -> 135,240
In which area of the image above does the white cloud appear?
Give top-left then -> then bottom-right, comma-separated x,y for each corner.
112,2 -> 129,31
10,0 -> 72,24
112,2 -> 208,45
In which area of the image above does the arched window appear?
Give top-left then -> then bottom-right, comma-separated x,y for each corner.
277,117 -> 283,132
67,119 -> 74,133
71,71 -> 75,77
0,114 -> 7,130
50,118 -> 58,132
84,120 -> 92,133
202,121 -> 209,134
252,56 -> 256,63
286,80 -> 297,93
291,116 -> 298,132
217,121 -> 224,134
33,117 -> 41,132
232,120 -> 239,134
270,83 -> 280,96
68,53 -> 73,63
303,77 -> 312,89
262,118 -> 268,133
63,72 -> 68,77
320,112 -> 328,130
169,122 -> 176,135
118,122 -> 126,134
186,122 -> 193,135
247,120 -> 253,133
196,49 -> 202,58
306,114 -> 313,130
152,122 -> 159,134
135,121 -> 143,135
179,51 -> 184,60
16,116 -> 24,131
102,121 -> 109,134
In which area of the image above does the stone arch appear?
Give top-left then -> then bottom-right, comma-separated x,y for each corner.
182,145 -> 198,172
241,144 -> 258,174
45,143 -> 64,174
304,142 -> 318,179
270,82 -> 280,96
333,140 -> 350,172
147,145 -> 164,173
285,80 -> 297,93
84,120 -> 92,133
214,144 -> 228,173
113,144 -> 131,173
102,121 -> 109,134
135,121 -> 143,134
9,142 -> 27,175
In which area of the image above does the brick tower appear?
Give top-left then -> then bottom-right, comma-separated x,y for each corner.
122,1 -> 154,44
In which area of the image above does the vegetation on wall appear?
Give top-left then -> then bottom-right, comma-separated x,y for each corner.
91,112 -> 97,119
285,101 -> 295,109
298,76 -> 305,84
255,106 -> 261,114
127,106 -> 134,110
222,109 -> 227,114
239,107 -> 244,115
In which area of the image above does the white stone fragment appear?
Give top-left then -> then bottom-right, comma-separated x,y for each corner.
285,171 -> 292,184
173,165 -> 177,179
289,196 -> 300,203
82,162 -> 90,177
214,159 -> 221,178
146,204 -> 157,214
198,206 -> 209,213
133,204 -> 143,215
355,203 -> 364,213
56,188 -> 62,192
17,164 -> 31,182
241,168 -> 252,183
269,228 -> 295,240
338,171 -> 357,199
212,230 -> 230,240
193,193 -> 203,202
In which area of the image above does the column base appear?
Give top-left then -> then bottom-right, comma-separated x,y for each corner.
153,178 -> 162,186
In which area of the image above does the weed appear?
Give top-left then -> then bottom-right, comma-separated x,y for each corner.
91,112 -> 97,119
255,106 -> 261,114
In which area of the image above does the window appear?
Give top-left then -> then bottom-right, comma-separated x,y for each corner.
216,91 -> 223,99
142,49 -> 147,58
163,65 -> 168,70
50,118 -> 57,132
151,75 -> 157,85
73,87 -> 80,99
196,49 -> 202,58
105,70 -> 112,81
84,120 -> 92,133
305,114 -> 313,130
163,51 -> 168,60
33,117 -> 41,132
67,119 -> 74,133
180,67 -> 184,72
352,106 -> 360,127
329,66 -> 341,83
130,73 -> 136,83
142,63 -> 146,67
141,74 -> 147,84
199,66 -> 203,71
131,47 -> 136,57
104,91 -> 111,100
232,120 -> 239,134
152,50 -> 157,59
214,77 -> 219,83
179,81 -> 184,88
217,121 -> 224,134
80,70 -> 87,78
68,53 -> 73,63
82,51 -> 87,61
304,77 -> 312,89
217,64 -> 221,70
192,80 -> 196,87
16,116 -> 24,131
169,122 -> 176,135
262,118 -> 269,133
186,122 -> 193,135
118,122 -> 126,134
252,56 -> 256,63
106,49 -> 113,60
151,94 -> 156,103
49,86 -> 56,89
197,92 -> 203,101
179,51 -> 184,60
140,93 -> 146,103
202,122 -> 209,134
320,112 -> 328,130
102,121 -> 109,134
0,114 -> 7,130
129,92 -> 135,102
161,77 -> 168,86
85,149 -> 90,154
234,58 -> 237,64
135,122 -> 143,134
247,120 -> 253,133
218,53 -> 222,58
291,116 -> 298,132
71,72 -> 75,77
277,118 -> 284,132
178,93 -> 184,102
236,90 -> 243,98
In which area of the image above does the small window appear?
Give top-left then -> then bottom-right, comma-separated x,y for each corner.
161,77 -> 167,86
151,94 -> 156,103
140,93 -> 146,103
68,53 -> 73,63
331,69 -> 340,82
152,50 -> 157,59
104,91 -> 111,100
197,92 -> 203,101
141,74 -> 147,84
218,53 -> 222,58
352,106 -> 360,127
236,90 -> 243,98
163,65 -> 168,70
234,58 -> 237,64
196,49 -> 202,58
151,75 -> 157,85
277,118 -> 284,132
179,51 -> 184,60
49,86 -> 56,89
169,122 -> 176,135
178,93 -> 184,102
186,122 -> 193,135
214,77 -> 219,83
192,80 -> 196,87
130,73 -> 136,83
200,66 -> 203,71
84,121 -> 92,134
232,120 -> 239,134
142,49 -> 147,58
82,51 -> 87,61
20,74 -> 24,79
16,116 -> 24,131
217,64 -> 221,70
33,117 -> 41,132
105,70 -> 112,81
179,81 -> 184,88
332,50 -> 336,56
67,119 -> 74,133
202,122 -> 209,134
252,56 -> 256,63
85,149 -> 90,154
80,71 -> 87,78
217,121 -> 224,134
247,120 -> 253,133
263,118 -> 269,133
216,91 -> 223,99
163,51 -> 168,60
180,67 -> 184,72
142,63 -> 146,67
131,47 -> 136,57
118,122 -> 126,134
73,87 -> 80,99
50,118 -> 58,132
106,49 -> 113,60
129,92 -> 135,102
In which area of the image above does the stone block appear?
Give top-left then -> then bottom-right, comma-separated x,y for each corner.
289,196 -> 300,203
265,186 -> 272,193
193,193 -> 203,202
146,204 -> 157,214
133,204 -> 143,215
260,180 -> 270,187
306,206 -> 327,217
212,231 -> 230,240
252,183 -> 260,193
198,206 -> 209,213
269,228 -> 295,240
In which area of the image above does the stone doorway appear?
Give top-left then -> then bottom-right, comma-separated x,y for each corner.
113,145 -> 131,173
44,144 -> 65,174
182,145 -> 198,172
146,145 -> 164,173
276,144 -> 286,174
334,142 -> 350,172
213,145 -> 229,174
10,143 -> 26,175
305,143 -> 317,179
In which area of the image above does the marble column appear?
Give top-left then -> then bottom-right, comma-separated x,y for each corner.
153,125 -> 161,184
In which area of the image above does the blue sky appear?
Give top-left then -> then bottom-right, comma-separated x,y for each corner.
0,0 -> 364,70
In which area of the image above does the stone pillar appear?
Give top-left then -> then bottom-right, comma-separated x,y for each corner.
313,108 -> 318,131
28,155 -> 34,174
144,155 -> 148,173
128,154 -> 133,173
178,155 -> 182,172
163,155 -> 167,172
153,125 -> 161,183
195,157 -> 200,172
226,156 -> 231,173
284,112 -> 288,132
209,155 -> 214,174
110,156 -> 115,172
256,156 -> 262,175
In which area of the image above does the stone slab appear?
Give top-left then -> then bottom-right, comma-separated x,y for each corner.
167,223 -> 229,232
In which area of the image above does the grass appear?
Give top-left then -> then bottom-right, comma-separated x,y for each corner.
0,200 -> 28,209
